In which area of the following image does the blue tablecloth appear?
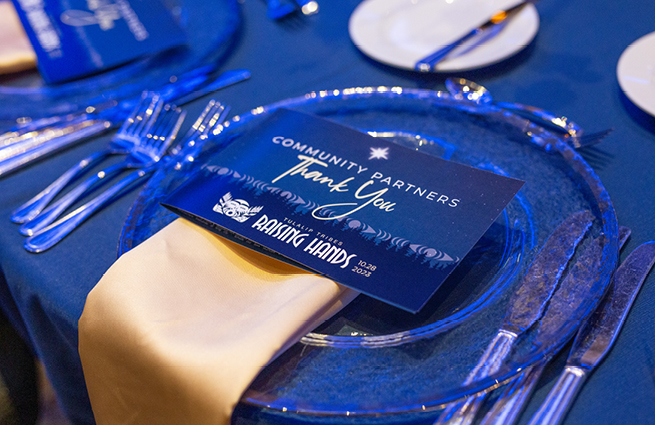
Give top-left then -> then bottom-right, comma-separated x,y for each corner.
1,0 -> 654,424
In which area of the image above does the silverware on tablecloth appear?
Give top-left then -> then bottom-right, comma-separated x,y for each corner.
479,226 -> 631,425
0,80 -> 187,166
11,65 -> 247,223
169,69 -> 250,106
432,210 -> 593,425
0,64 -> 216,144
0,111 -> 111,156
22,95 -> 185,242
11,94 -> 165,224
415,0 -> 535,72
0,69 -> 249,178
525,241 -> 655,425
166,99 -> 231,162
23,100 -> 229,253
19,95 -> 185,237
445,78 -> 612,148
0,120 -> 112,170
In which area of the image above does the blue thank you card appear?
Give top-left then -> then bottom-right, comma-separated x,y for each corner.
11,0 -> 187,83
163,109 -> 524,312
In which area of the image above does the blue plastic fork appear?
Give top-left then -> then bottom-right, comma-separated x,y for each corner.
23,100 -> 229,253
11,93 -> 163,224
20,98 -> 186,237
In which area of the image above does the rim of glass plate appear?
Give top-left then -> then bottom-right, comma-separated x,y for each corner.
119,86 -> 619,414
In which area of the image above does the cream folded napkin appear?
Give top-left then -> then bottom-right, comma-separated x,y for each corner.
0,2 -> 36,75
79,218 -> 358,425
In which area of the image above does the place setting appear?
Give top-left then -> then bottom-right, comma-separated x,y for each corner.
101,84 -> 643,425
0,0 -> 654,425
349,0 -> 539,73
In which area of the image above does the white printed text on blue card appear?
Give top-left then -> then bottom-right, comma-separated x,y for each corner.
162,109 -> 525,312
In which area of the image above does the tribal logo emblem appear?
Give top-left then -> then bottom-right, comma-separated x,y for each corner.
213,192 -> 263,223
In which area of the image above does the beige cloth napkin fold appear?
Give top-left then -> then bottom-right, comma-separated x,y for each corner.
79,218 -> 358,425
0,2 -> 36,75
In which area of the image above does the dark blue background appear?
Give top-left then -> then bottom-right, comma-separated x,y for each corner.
0,0 -> 654,423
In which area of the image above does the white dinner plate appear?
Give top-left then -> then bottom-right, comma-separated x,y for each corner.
617,31 -> 655,117
349,0 -> 539,72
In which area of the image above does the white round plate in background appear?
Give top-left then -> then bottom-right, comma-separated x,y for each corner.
349,0 -> 539,72
617,31 -> 655,116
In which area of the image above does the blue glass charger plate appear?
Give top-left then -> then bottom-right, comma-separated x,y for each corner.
118,88 -> 618,417
0,0 -> 240,120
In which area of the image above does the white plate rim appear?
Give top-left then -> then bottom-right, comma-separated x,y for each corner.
617,31 -> 655,117
348,0 -> 540,72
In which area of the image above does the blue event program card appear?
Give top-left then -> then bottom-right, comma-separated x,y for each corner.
163,109 -> 525,313
11,0 -> 186,84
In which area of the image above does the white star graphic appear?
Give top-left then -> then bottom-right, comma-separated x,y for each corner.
369,147 -> 389,160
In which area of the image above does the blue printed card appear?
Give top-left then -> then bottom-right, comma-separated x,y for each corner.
11,0 -> 187,83
163,109 -> 524,312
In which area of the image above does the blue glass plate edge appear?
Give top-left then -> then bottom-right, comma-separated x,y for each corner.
117,87 -> 619,415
